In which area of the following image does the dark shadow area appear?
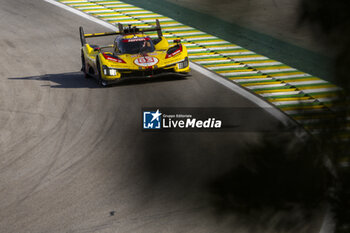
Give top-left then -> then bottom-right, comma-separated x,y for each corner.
299,0 -> 350,232
9,72 -> 98,89
8,72 -> 188,89
136,129 -> 330,231
108,74 -> 188,87
299,0 -> 350,90
208,137 -> 330,229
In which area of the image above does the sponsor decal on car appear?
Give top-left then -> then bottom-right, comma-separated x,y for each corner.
134,56 -> 159,67
122,37 -> 150,42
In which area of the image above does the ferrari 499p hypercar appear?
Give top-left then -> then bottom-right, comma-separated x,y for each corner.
80,19 -> 190,87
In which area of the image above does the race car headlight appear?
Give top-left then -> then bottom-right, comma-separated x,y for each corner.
102,65 -> 117,76
109,69 -> 117,76
177,57 -> 189,69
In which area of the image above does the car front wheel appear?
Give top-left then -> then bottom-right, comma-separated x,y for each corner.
96,58 -> 108,87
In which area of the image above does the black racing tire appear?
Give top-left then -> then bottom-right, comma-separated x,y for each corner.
81,50 -> 91,79
96,58 -> 108,87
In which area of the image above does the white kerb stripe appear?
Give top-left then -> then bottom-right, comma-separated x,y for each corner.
247,84 -> 287,90
260,91 -> 301,97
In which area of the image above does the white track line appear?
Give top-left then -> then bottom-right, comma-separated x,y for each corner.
233,78 -> 274,83
208,65 -> 246,70
248,62 -> 283,67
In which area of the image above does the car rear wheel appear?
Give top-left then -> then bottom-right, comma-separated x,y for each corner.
81,51 -> 90,79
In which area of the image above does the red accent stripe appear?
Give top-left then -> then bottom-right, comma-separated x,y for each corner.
165,45 -> 183,59
102,53 -> 126,63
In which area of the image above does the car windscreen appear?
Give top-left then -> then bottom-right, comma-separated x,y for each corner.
119,38 -> 155,54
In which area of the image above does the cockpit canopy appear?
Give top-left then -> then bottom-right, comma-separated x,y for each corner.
115,36 -> 155,54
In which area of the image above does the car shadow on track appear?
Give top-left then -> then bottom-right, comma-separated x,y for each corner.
8,71 -> 188,89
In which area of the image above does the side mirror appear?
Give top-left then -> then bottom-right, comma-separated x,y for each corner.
93,47 -> 101,51
173,39 -> 181,44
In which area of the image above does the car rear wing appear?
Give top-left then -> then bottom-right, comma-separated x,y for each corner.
79,19 -> 163,46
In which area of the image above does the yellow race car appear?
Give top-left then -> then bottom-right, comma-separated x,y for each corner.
80,20 -> 190,87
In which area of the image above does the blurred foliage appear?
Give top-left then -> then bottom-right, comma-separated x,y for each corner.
299,0 -> 350,231
208,136 -> 331,231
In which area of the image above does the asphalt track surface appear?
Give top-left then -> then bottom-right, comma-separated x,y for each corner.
0,0 -> 324,232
